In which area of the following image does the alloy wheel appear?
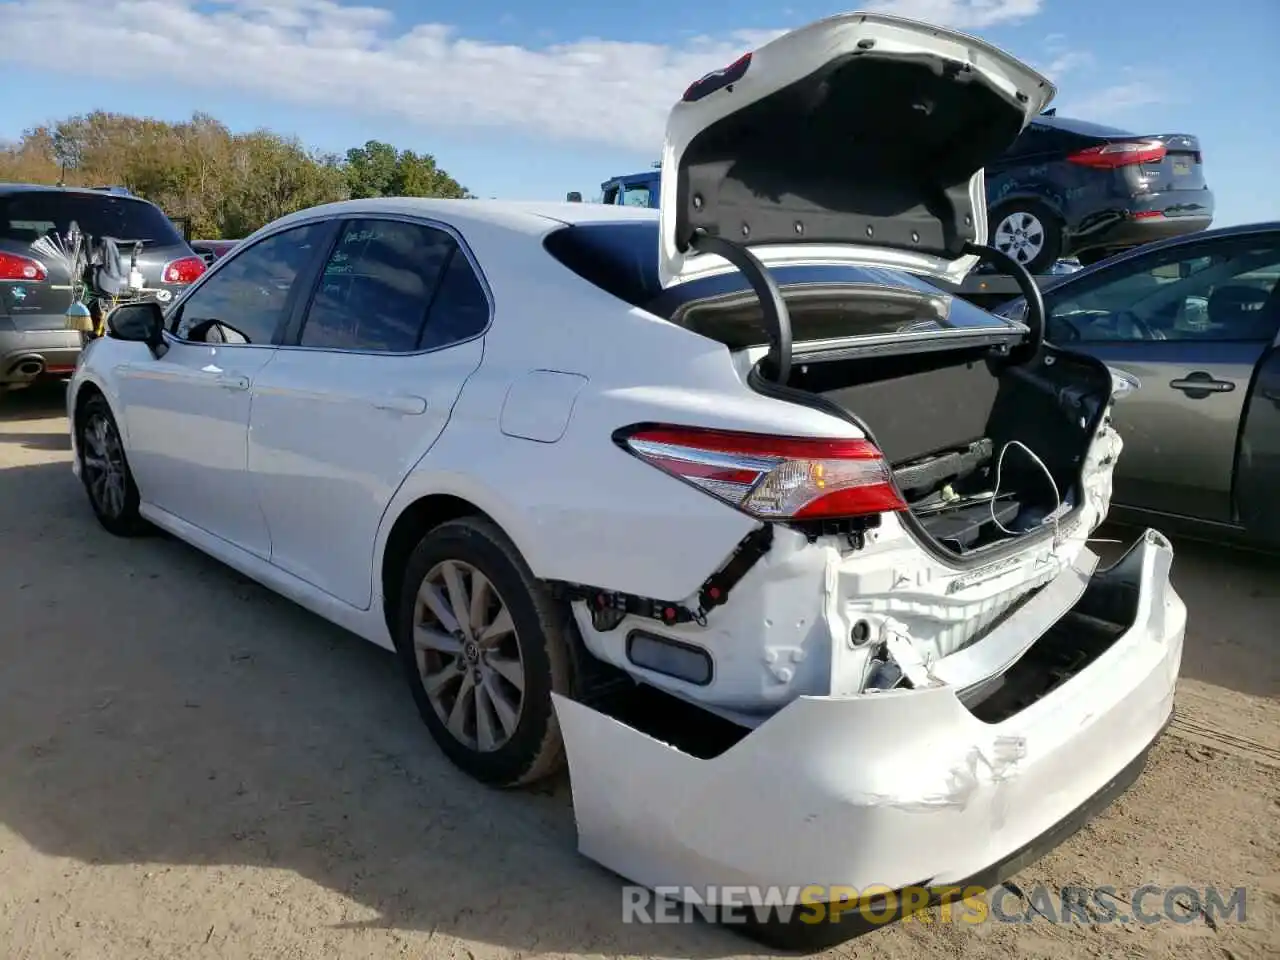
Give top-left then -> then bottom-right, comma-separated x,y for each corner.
413,559 -> 526,753
993,211 -> 1046,266
81,412 -> 128,520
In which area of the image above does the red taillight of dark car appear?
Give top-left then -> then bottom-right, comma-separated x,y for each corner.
162,255 -> 207,284
617,424 -> 908,520
0,251 -> 48,281
1066,140 -> 1168,169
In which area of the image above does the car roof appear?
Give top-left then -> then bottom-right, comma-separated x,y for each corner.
0,182 -> 155,200
1028,114 -> 1135,138
266,197 -> 657,238
996,221 -> 1280,308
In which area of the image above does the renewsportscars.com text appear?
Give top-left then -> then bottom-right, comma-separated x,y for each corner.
622,883 -> 1248,926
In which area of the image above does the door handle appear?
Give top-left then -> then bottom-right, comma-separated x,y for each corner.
216,374 -> 250,391
372,394 -> 428,415
1169,371 -> 1234,398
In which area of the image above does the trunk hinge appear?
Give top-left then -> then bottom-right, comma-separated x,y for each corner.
551,525 -> 775,632
689,231 -> 793,383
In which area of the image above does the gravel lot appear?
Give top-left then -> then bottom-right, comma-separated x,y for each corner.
2,384 -> 1277,960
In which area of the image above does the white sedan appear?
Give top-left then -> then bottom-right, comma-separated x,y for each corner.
67,11 -> 1184,948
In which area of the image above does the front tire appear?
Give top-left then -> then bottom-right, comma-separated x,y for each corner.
394,516 -> 575,787
989,200 -> 1063,274
77,393 -> 150,537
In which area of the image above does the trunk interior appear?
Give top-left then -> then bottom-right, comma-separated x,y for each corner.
782,344 -> 1114,556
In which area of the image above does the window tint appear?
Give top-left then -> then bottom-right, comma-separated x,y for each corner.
621,185 -> 652,207
417,249 -> 490,350
298,219 -> 455,352
0,192 -> 184,246
1047,241 -> 1280,343
171,222 -> 326,344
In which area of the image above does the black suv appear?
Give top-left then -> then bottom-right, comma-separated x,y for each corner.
984,112 -> 1214,273
0,184 -> 205,391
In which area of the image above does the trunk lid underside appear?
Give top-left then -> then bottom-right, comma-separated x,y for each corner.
657,12 -> 1055,289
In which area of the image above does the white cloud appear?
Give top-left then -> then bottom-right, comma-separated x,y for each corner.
1039,49 -> 1096,80
1061,81 -> 1166,118
863,0 -> 1043,28
0,0 -> 1043,150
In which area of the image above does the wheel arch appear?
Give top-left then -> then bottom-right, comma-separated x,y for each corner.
378,490 -> 515,641
988,190 -> 1068,225
71,378 -> 106,432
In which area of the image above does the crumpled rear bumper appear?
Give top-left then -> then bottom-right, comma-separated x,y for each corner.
553,529 -> 1183,906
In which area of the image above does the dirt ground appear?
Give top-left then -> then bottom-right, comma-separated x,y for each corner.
1,383 -> 1277,960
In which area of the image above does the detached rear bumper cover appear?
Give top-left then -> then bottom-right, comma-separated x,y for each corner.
553,530 -> 1182,900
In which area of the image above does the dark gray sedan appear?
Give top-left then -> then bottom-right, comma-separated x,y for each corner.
996,221 -> 1280,549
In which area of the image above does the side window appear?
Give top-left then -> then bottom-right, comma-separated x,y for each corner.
171,223 -> 326,343
298,219 -> 454,352
1047,242 -> 1280,343
621,185 -> 652,207
417,249 -> 490,350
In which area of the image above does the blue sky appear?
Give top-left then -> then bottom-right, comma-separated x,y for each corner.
0,0 -> 1276,227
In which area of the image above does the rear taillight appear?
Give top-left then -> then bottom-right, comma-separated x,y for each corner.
1067,140 -> 1167,169
618,425 -> 907,520
162,255 -> 207,284
0,251 -> 48,281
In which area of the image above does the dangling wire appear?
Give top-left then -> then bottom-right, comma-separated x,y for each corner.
989,439 -> 1063,545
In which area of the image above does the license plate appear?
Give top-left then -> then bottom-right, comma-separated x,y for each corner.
1172,158 -> 1191,176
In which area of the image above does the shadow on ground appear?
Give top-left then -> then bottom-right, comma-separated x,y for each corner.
0,382 -> 68,423
0,458 -> 762,957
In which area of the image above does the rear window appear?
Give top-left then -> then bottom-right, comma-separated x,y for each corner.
543,220 -> 1021,348
0,191 -> 184,247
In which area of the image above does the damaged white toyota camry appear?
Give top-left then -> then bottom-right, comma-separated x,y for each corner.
68,11 -> 1183,949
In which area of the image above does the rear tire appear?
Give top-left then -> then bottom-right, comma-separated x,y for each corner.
77,393 -> 150,537
989,200 -> 1063,274
394,516 -> 575,787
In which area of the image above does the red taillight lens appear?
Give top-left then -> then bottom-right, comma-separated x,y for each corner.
0,251 -> 48,281
162,255 -> 207,284
1066,140 -> 1167,169
619,425 -> 907,520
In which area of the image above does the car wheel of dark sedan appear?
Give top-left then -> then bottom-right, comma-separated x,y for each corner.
395,516 -> 576,788
990,200 -> 1063,274
77,393 -> 150,537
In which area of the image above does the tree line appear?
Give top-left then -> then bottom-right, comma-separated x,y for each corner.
0,111 -> 472,239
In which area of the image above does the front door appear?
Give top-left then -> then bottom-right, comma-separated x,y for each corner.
116,221 -> 333,557
248,217 -> 490,609
1045,237 -> 1280,522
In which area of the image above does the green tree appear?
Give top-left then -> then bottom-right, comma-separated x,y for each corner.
0,114 -> 472,238
344,139 -> 471,200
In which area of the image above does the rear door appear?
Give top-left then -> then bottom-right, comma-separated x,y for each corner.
1044,233 -> 1280,522
248,216 -> 490,609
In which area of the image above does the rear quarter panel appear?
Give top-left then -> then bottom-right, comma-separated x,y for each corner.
378,218 -> 864,602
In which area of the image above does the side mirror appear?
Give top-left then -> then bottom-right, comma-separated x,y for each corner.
106,301 -> 167,356
566,191 -> 583,203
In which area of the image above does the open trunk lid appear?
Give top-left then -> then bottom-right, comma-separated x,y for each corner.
657,12 -> 1054,290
